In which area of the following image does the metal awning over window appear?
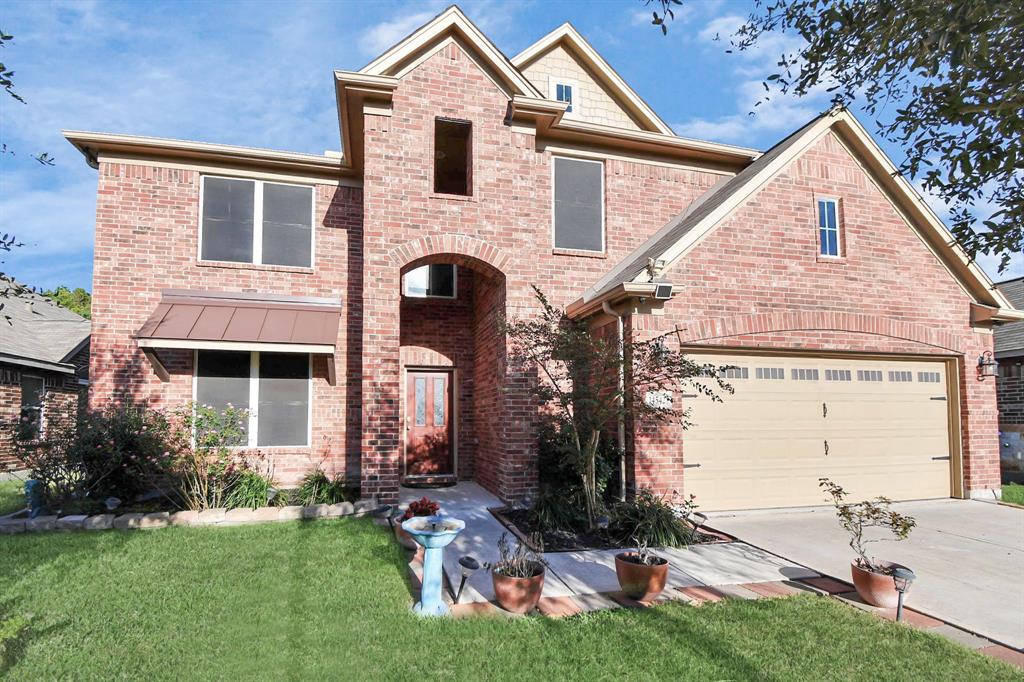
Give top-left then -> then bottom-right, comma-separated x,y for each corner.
134,289 -> 342,384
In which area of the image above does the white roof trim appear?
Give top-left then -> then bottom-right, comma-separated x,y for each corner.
511,22 -> 674,135
360,5 -> 541,98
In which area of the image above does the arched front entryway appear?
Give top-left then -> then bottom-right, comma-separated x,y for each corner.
360,236 -> 518,504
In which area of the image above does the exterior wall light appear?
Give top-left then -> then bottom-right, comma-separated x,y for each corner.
977,351 -> 998,380
891,567 -> 916,622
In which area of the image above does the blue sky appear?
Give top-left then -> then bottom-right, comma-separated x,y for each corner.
2,0 -> 1021,292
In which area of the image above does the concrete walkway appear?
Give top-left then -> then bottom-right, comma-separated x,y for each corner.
707,499 -> 1024,649
400,483 -> 817,603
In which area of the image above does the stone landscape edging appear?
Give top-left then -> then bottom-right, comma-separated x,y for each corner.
0,498 -> 378,535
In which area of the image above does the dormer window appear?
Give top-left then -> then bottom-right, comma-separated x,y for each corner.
434,118 -> 472,196
556,82 -> 574,113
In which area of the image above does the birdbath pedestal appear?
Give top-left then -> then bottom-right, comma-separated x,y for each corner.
401,515 -> 466,617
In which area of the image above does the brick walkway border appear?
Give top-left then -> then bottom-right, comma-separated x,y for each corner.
0,498 -> 378,534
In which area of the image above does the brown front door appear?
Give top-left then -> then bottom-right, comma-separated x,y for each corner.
405,371 -> 453,476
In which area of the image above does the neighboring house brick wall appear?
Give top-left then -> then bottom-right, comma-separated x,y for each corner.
88,162 -> 363,485
0,363 -> 84,471
629,131 -> 1000,497
997,357 -> 1024,425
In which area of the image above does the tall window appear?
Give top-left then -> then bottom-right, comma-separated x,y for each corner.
195,350 -> 310,447
555,82 -> 574,113
201,176 -> 314,267
553,156 -> 604,252
817,198 -> 840,257
434,118 -> 472,196
19,375 -> 45,440
404,264 -> 456,299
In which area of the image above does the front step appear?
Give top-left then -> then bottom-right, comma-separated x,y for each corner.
401,475 -> 458,489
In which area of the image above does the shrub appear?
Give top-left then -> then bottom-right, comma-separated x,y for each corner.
174,403 -> 249,511
819,478 -> 916,573
486,532 -> 546,578
296,468 -> 355,506
610,489 -> 698,548
224,468 -> 276,510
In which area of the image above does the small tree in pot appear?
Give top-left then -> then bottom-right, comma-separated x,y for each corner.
615,538 -> 669,602
487,533 -> 547,614
820,478 -> 917,608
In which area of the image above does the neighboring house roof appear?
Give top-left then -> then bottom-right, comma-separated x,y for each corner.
995,278 -> 1024,356
511,22 -> 674,135
570,107 -> 1023,321
0,283 -> 91,375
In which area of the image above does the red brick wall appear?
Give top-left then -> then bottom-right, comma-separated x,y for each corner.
358,41 -> 720,502
997,358 -> 1024,426
0,363 -> 84,471
630,131 -> 1000,497
89,163 -> 363,486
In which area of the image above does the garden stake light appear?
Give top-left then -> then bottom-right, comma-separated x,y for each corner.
455,555 -> 480,603
372,504 -> 395,529
892,567 -> 915,622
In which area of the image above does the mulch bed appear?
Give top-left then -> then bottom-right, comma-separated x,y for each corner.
490,506 -> 733,552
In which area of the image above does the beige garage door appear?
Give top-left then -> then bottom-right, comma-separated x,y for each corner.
684,353 -> 953,511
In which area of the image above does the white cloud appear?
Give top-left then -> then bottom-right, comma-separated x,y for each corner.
358,10 -> 439,56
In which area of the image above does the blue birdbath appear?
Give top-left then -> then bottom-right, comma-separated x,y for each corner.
401,515 -> 466,617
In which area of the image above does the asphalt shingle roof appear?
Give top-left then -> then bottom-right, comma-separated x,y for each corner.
0,282 -> 91,369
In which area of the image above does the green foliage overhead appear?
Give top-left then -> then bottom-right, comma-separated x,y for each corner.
650,0 -> 1023,271
42,286 -> 91,319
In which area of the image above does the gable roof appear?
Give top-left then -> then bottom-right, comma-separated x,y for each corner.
995,278 -> 1024,355
0,282 -> 91,374
572,107 -> 1022,320
358,5 -> 542,98
511,22 -> 674,135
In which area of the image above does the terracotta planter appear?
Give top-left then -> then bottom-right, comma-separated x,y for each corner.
491,563 -> 545,614
615,552 -> 669,601
394,522 -> 419,550
851,560 -> 907,608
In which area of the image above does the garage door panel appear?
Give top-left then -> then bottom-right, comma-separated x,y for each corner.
684,353 -> 952,511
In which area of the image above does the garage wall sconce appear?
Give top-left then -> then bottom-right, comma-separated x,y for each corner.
977,351 -> 998,380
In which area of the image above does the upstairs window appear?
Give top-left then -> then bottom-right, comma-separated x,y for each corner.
817,198 -> 840,257
434,118 -> 472,196
404,264 -> 457,299
555,82 -> 574,113
553,156 -> 604,252
201,176 -> 314,267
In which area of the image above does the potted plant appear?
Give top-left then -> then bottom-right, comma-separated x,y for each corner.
487,533 -> 546,614
820,478 -> 917,608
395,496 -> 440,550
615,539 -> 669,601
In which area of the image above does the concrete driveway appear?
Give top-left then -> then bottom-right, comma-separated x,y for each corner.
708,499 -> 1024,648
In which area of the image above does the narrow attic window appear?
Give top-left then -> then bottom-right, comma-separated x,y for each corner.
555,82 -> 574,113
434,118 -> 472,196
817,198 -> 841,257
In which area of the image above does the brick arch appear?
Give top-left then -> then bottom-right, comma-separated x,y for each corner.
679,310 -> 960,353
388,234 -> 510,278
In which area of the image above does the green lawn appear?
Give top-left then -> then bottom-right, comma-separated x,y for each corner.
1003,482 -> 1024,506
0,519 -> 1016,680
0,480 -> 24,516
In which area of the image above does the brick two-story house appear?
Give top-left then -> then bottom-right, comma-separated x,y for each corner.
64,7 -> 1020,507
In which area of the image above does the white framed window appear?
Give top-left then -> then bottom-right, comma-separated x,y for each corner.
433,118 -> 472,196
918,371 -> 942,383
552,156 -> 605,252
857,369 -> 883,382
825,369 -> 852,381
888,370 -> 913,383
403,264 -> 457,299
193,350 -> 312,448
550,77 -> 579,115
756,367 -> 785,380
791,368 -> 820,381
817,197 -> 840,257
199,176 -> 315,267
19,375 -> 45,440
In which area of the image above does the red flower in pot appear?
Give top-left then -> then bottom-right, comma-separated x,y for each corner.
395,497 -> 441,549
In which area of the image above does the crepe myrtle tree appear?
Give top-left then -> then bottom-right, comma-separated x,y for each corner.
647,0 -> 1024,272
506,286 -> 732,528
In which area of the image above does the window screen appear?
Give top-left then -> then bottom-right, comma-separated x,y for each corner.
202,177 -> 255,263
554,157 -> 604,251
404,264 -> 456,298
258,353 -> 309,447
196,350 -> 250,443
434,119 -> 472,195
19,375 -> 45,440
262,183 -> 312,267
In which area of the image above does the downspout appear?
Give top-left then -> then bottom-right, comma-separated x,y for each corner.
602,301 -> 627,502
